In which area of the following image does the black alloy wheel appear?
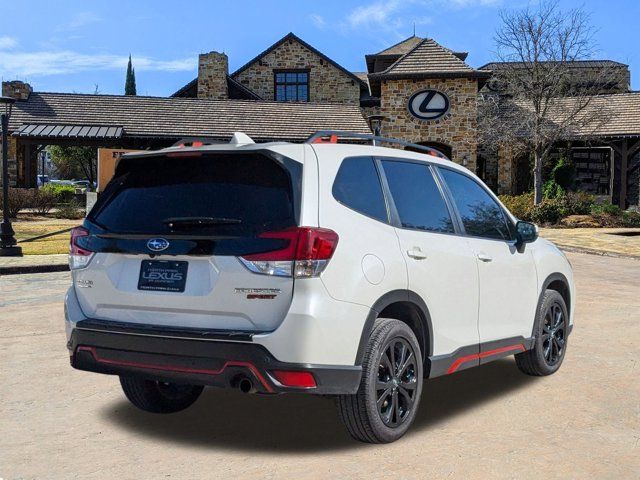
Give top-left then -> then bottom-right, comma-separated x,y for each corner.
376,338 -> 419,427
516,289 -> 569,376
541,301 -> 566,366
336,318 -> 423,443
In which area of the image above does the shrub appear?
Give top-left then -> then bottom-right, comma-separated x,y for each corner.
562,191 -> 595,216
0,188 -> 33,218
499,192 -> 534,221
42,184 -> 76,204
53,199 -> 85,219
622,210 -> 640,227
529,200 -> 565,225
31,188 -> 57,215
542,180 -> 565,199
552,156 -> 575,190
500,190 -> 598,226
591,202 -> 622,216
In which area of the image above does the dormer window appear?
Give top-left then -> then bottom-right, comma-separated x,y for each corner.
275,70 -> 309,102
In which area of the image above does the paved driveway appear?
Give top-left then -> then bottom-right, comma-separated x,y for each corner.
1,252 -> 638,479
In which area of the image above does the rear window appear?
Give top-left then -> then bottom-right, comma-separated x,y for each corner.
332,156 -> 388,222
90,153 -> 299,236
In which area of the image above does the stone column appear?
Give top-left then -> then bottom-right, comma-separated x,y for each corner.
497,145 -> 516,195
1,81 -> 32,187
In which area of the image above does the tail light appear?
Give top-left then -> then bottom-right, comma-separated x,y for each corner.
239,227 -> 338,278
69,226 -> 94,270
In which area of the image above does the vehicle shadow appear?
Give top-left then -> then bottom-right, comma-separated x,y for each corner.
102,359 -> 537,453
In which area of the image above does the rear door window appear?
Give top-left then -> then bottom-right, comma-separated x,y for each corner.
332,156 -> 388,222
381,160 -> 454,233
90,153 -> 299,237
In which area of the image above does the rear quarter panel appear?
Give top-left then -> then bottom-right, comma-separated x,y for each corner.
312,145 -> 408,308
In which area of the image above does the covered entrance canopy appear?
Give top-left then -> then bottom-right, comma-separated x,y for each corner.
499,92 -> 640,207
6,92 -> 371,187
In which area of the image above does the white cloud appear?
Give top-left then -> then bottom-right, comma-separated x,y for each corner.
0,36 -> 17,50
0,50 -> 196,77
309,13 -> 326,28
66,12 -> 101,29
346,0 -> 403,28
340,0 -> 501,33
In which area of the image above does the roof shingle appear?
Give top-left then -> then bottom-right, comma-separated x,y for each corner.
372,36 -> 424,56
503,92 -> 640,138
371,39 -> 489,79
479,60 -> 628,71
8,92 -> 371,142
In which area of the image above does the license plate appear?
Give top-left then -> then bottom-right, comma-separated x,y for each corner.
138,260 -> 188,292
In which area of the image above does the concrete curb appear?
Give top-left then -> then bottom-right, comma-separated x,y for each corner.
556,245 -> 640,261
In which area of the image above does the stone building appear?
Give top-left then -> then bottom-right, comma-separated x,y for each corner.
2,32 -> 639,206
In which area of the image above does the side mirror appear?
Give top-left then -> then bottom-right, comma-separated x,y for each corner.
515,221 -> 538,252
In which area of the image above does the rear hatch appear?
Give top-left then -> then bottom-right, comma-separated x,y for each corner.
72,149 -> 302,333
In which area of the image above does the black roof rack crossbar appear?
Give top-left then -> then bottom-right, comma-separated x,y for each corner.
305,130 -> 450,160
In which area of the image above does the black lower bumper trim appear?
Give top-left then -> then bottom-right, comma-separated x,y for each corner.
75,318 -> 260,342
68,328 -> 361,395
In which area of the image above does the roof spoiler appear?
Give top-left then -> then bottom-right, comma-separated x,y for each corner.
305,130 -> 450,160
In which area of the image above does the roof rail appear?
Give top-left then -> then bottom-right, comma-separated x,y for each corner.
305,130 -> 450,160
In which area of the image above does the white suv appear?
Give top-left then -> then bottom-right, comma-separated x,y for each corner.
65,132 -> 574,443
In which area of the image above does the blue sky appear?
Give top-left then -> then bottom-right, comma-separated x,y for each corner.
1,0 -> 637,96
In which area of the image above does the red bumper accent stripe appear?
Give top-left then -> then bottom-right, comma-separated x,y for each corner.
76,346 -> 274,393
446,344 -> 526,374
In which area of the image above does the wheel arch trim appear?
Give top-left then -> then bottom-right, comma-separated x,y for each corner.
534,272 -> 572,336
354,290 -> 433,365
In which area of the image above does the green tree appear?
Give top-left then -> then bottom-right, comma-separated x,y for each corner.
125,54 -> 137,96
48,146 -> 97,184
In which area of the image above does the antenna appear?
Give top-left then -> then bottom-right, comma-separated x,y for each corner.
413,22 -> 416,37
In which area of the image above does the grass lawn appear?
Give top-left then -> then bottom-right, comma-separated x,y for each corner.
13,214 -> 81,255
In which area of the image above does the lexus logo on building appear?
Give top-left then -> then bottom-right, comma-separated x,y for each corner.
407,90 -> 450,121
147,238 -> 170,252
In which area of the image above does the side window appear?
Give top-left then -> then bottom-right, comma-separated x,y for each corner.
439,168 -> 512,240
381,160 -> 454,233
332,157 -> 388,222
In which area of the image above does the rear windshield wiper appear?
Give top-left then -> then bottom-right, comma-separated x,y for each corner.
163,217 -> 242,229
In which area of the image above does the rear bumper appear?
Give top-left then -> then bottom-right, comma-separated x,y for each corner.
68,325 -> 362,395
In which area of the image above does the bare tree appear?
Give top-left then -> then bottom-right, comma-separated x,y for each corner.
480,0 -> 616,203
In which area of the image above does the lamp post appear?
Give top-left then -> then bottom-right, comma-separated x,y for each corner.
0,95 -> 22,256
367,115 -> 385,146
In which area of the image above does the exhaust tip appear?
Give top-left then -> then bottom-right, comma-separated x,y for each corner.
236,376 -> 256,394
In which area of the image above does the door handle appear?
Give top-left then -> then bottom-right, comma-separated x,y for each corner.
407,248 -> 428,260
477,252 -> 493,262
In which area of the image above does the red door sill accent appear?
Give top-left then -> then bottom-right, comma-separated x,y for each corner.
76,346 -> 274,392
447,344 -> 525,374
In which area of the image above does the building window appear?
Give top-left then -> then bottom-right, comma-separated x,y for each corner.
275,71 -> 309,102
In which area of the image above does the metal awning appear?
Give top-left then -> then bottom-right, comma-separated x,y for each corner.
13,124 -> 124,139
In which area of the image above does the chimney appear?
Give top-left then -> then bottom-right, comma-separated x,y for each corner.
197,52 -> 228,100
2,80 -> 33,100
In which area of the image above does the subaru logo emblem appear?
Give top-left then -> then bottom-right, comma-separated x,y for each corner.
147,238 -> 170,252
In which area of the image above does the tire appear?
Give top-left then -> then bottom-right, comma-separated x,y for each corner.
516,289 -> 569,376
336,318 -> 423,443
119,376 -> 204,413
